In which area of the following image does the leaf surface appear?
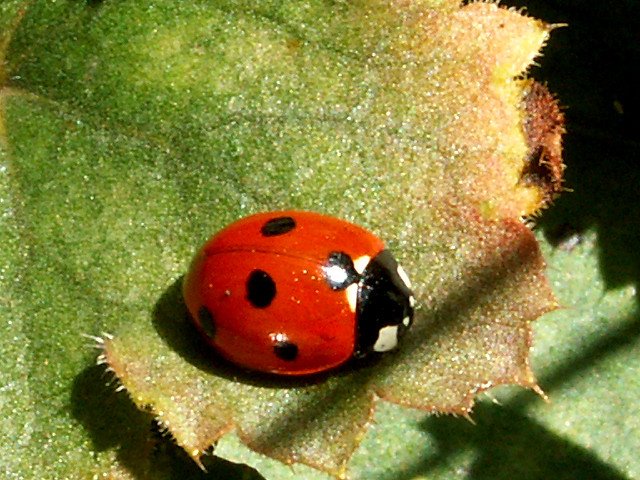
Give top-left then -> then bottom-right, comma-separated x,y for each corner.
0,1 -> 561,477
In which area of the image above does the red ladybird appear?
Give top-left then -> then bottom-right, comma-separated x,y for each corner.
183,211 -> 415,376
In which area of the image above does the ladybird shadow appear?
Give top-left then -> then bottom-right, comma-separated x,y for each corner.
70,363 -> 155,479
152,276 -> 379,389
70,363 -> 268,479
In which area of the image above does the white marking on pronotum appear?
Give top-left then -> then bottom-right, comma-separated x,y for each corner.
345,283 -> 358,313
402,316 -> 411,327
409,295 -> 416,308
373,325 -> 399,352
396,265 -> 412,290
353,255 -> 371,275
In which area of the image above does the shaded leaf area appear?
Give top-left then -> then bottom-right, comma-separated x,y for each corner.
72,365 -> 267,480
1,0 -> 560,478
528,235 -> 640,478
418,402 -> 626,480
498,0 -> 640,292
498,3 -> 640,474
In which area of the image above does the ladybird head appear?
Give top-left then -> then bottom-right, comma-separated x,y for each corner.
354,250 -> 415,358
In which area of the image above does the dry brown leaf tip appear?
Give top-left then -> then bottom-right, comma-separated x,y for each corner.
520,80 -> 566,210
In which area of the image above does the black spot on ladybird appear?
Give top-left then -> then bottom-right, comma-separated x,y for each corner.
273,339 -> 299,361
246,269 -> 276,308
261,216 -> 296,236
198,306 -> 216,338
323,251 -> 360,290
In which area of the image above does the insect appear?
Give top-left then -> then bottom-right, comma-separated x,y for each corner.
183,211 -> 415,376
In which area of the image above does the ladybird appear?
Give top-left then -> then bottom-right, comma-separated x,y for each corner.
183,211 -> 415,376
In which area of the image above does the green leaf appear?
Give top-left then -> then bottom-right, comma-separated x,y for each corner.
0,1 -> 575,478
